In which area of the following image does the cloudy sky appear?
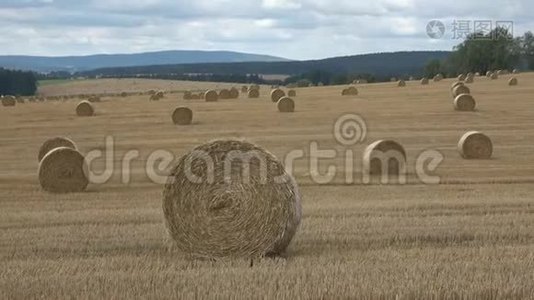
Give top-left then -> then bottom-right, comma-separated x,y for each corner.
1,0 -> 532,60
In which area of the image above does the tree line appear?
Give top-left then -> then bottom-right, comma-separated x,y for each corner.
0,68 -> 38,96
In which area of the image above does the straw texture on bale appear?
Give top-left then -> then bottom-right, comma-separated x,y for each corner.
451,81 -> 464,90
342,87 -> 358,96
150,94 -> 161,101
172,107 -> 193,125
241,86 -> 248,93
491,73 -> 499,80
205,90 -> 218,102
397,80 -> 406,87
76,101 -> 94,117
458,74 -> 466,81
288,90 -> 297,97
458,131 -> 493,159
229,88 -> 239,99
421,78 -> 429,85
509,77 -> 518,86
271,89 -> 286,103
88,96 -> 101,103
452,84 -> 471,98
219,89 -> 231,100
363,140 -> 407,176
434,74 -> 444,82
162,139 -> 302,258
277,97 -> 295,113
38,147 -> 89,193
465,75 -> 475,84
156,91 -> 165,98
1,96 -> 16,107
38,137 -> 77,162
183,91 -> 192,100
248,89 -> 260,98
454,94 -> 476,111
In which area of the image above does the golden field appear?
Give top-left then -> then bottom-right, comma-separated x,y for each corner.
1,74 -> 534,299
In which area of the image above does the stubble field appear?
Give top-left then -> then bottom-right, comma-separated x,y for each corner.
1,74 -> 534,299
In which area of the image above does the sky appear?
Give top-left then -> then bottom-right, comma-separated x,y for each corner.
1,0 -> 533,60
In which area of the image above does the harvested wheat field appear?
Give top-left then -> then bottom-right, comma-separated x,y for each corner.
2,73 -> 534,299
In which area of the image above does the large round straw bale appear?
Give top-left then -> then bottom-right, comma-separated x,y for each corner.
38,147 -> 89,193
248,89 -> 260,98
172,107 -> 193,125
451,81 -> 464,90
433,74 -> 444,82
452,84 -> 471,98
162,139 -> 302,258
156,91 -> 165,98
277,97 -> 295,113
465,74 -> 475,84
205,90 -> 218,102
454,94 -> 476,111
76,101 -> 95,117
190,94 -> 200,100
288,90 -> 297,97
150,94 -> 161,101
363,140 -> 407,176
270,89 -> 286,103
342,87 -> 358,96
183,91 -> 193,100
241,86 -> 248,93
16,97 -> 25,104
397,80 -> 406,87
458,131 -> 493,159
218,89 -> 231,100
38,137 -> 77,162
1,96 -> 16,107
357,79 -> 368,84
491,73 -> 499,80
229,87 -> 239,99
250,84 -> 260,91
509,77 -> 518,86
421,78 -> 429,85
88,96 -> 101,103
458,74 -> 466,81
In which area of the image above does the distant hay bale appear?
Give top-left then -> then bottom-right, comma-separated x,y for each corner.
250,84 -> 260,91
458,131 -> 493,159
121,92 -> 128,97
248,89 -> 260,98
76,101 -> 95,117
156,91 -> 165,98
452,84 -> 471,98
486,71 -> 492,78
88,96 -> 101,103
288,90 -> 297,97
148,90 -> 156,95
421,78 -> 429,85
451,81 -> 464,90
241,86 -> 248,93
363,140 -> 407,176
38,137 -> 77,162
191,94 -> 200,100
38,147 -> 89,194
433,74 -> 444,82
458,74 -> 466,81
491,72 -> 499,80
219,89 -> 231,100
509,77 -> 518,86
277,97 -> 295,113
465,74 -> 475,84
16,97 -> 25,104
150,94 -> 161,101
397,80 -> 406,87
162,139 -> 302,258
229,87 -> 240,99
512,69 -> 519,74
1,96 -> 16,107
270,89 -> 286,103
205,90 -> 218,102
454,94 -> 476,111
172,107 -> 193,125
183,91 -> 193,100
342,86 -> 359,96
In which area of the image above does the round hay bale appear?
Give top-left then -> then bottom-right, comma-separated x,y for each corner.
190,94 -> 200,100
491,72 -> 499,80
172,107 -> 193,125
219,89 -> 231,100
205,90 -> 218,102
452,84 -> 471,98
363,140 -> 407,176
229,87 -> 239,99
451,81 -> 465,90
38,137 -> 77,162
38,147 -> 89,193
88,96 -> 101,103
183,91 -> 193,100
76,101 -> 95,117
120,92 -> 128,97
150,94 -> 161,101
250,84 -> 260,91
458,131 -> 493,159
512,69 -> 519,74
454,94 -> 476,111
241,86 -> 248,93
248,89 -> 260,98
465,75 -> 475,84
342,87 -> 358,96
277,97 -> 295,113
1,96 -> 16,107
421,78 -> 429,85
458,74 -> 466,81
270,89 -> 286,103
156,91 -> 165,98
433,74 -> 444,82
162,139 -> 302,258
16,97 -> 25,104
397,80 -> 406,87
288,90 -> 297,97
509,77 -> 518,86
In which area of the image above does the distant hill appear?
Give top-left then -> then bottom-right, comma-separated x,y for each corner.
79,51 -> 451,80
0,50 -> 290,73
